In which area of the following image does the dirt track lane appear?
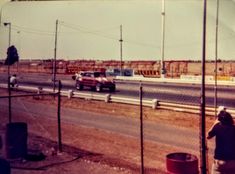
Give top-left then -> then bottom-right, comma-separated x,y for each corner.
0,98 -> 212,154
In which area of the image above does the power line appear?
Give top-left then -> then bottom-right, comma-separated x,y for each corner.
12,24 -> 54,36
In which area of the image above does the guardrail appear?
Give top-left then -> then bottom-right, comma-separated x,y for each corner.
1,83 -> 235,116
115,76 -> 235,86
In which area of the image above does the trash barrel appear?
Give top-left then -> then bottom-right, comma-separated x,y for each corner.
0,158 -> 11,174
166,152 -> 198,174
5,122 -> 28,159
0,128 -> 6,158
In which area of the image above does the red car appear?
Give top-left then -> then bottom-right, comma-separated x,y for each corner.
72,71 -> 116,92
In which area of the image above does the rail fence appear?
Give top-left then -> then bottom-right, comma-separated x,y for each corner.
1,83 -> 234,117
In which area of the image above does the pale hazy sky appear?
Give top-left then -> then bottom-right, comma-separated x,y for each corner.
0,0 -> 235,61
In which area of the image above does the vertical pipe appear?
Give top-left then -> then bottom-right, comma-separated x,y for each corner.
7,23 -> 11,123
53,19 -> 58,92
8,76 -> 11,123
200,0 -> 208,173
0,1 -> 11,27
119,25 -> 123,76
57,80 -> 62,152
160,0 -> 166,78
17,31 -> 21,74
214,0 -> 219,117
139,82 -> 144,174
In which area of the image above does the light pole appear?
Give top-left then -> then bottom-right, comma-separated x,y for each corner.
53,19 -> 58,93
4,22 -> 11,82
4,22 -> 12,123
214,0 -> 219,117
119,25 -> 123,76
17,30 -> 21,73
4,22 -> 11,47
160,0 -> 166,78
0,1 -> 11,27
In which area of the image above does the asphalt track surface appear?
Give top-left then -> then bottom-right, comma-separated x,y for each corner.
1,73 -> 234,108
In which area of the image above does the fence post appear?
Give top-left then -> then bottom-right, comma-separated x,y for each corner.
8,76 -> 11,123
200,0 -> 208,173
139,82 -> 144,174
152,99 -> 158,109
57,80 -> 62,152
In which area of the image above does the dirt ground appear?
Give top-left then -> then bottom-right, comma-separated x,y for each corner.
0,89 -> 216,174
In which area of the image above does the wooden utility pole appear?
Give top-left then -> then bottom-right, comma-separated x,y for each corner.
53,19 -> 58,92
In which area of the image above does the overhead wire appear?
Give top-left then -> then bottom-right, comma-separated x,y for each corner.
60,21 -> 160,49
12,24 -> 55,36
11,21 -> 234,50
59,22 -> 119,41
7,22 -> 161,49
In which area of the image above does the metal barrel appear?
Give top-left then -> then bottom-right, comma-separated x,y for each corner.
0,158 -> 11,174
166,152 -> 199,174
5,122 -> 28,159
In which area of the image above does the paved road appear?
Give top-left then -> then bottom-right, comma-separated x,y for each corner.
1,72 -> 234,108
0,97 -> 214,156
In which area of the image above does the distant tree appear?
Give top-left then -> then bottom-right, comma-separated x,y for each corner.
4,45 -> 19,66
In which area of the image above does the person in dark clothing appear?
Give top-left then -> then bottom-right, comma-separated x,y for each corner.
207,110 -> 235,174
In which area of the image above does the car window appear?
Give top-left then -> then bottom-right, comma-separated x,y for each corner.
94,72 -> 100,77
100,73 -> 105,77
94,72 -> 105,77
83,73 -> 89,77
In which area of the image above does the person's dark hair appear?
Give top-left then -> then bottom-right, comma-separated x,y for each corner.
218,111 -> 234,125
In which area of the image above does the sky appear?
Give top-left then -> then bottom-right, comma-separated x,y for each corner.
0,0 -> 235,61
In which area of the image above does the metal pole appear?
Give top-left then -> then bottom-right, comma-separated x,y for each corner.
53,19 -> 58,92
57,80 -> 62,152
17,31 -> 21,73
119,25 -> 123,76
5,22 -> 12,123
214,0 -> 219,117
200,0 -> 208,173
160,0 -> 166,78
5,22 -> 12,76
139,82 -> 144,174
0,1 -> 11,27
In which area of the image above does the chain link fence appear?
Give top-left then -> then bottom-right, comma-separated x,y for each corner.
0,79 -> 229,173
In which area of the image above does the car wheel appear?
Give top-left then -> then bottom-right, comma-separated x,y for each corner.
96,84 -> 102,92
76,82 -> 83,90
109,86 -> 115,92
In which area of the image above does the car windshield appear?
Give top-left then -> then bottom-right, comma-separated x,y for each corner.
94,72 -> 106,77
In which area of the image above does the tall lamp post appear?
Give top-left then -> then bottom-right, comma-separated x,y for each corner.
119,25 -> 123,76
160,0 -> 166,78
17,30 -> 21,73
214,0 -> 219,117
4,22 -> 11,47
4,22 -> 11,75
4,22 -> 12,123
53,19 -> 58,92
0,1 -> 11,28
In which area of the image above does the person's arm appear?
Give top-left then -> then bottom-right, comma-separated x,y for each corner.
207,120 -> 219,139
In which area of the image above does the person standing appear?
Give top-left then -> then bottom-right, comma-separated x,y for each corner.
207,110 -> 235,174
9,74 -> 17,87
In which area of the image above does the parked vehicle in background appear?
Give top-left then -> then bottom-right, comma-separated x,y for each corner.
106,68 -> 133,77
72,71 -> 116,92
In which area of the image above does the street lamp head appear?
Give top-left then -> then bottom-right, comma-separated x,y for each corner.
3,22 -> 10,26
